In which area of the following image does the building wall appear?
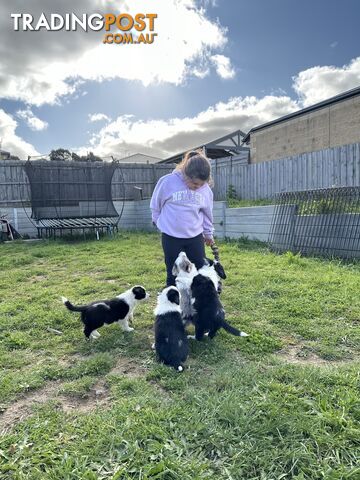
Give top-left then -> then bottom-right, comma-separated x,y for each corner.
251,95 -> 360,163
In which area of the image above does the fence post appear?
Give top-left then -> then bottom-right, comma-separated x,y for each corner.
222,201 -> 227,238
152,164 -> 156,192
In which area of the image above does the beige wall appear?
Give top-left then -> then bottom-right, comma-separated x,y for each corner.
250,95 -> 360,163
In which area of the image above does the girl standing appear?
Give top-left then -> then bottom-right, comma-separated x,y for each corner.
150,150 -> 214,286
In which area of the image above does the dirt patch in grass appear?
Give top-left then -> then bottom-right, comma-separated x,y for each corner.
57,353 -> 88,366
31,275 -> 48,282
59,378 -> 111,414
277,345 -> 328,365
276,344 -> 353,365
109,357 -> 146,378
0,380 -> 62,434
0,357 -> 147,434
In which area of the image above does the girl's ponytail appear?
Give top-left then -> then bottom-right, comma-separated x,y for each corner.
176,149 -> 213,185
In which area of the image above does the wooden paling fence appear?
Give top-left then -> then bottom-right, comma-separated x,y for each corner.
1,143 -> 360,207
211,143 -> 360,200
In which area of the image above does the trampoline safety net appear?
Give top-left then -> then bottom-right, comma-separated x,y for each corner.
24,160 -> 119,235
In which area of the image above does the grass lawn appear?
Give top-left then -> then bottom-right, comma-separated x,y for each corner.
226,198 -> 274,208
0,233 -> 359,479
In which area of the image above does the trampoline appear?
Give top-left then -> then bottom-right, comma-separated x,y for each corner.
24,160 -> 122,238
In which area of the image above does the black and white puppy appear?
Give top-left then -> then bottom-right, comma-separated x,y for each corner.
61,286 -> 149,339
172,251 -> 198,323
190,274 -> 248,340
198,257 -> 226,294
154,286 -> 189,372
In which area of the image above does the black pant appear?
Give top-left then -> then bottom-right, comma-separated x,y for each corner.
161,233 -> 205,286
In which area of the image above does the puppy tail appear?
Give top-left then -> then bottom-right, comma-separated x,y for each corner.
61,296 -> 87,312
222,320 -> 249,337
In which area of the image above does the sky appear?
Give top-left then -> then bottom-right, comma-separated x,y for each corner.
0,0 -> 360,160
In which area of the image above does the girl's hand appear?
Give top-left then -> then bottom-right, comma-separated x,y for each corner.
204,237 -> 214,246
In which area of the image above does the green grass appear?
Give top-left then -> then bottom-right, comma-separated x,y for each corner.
0,233 -> 359,479
226,198 -> 273,208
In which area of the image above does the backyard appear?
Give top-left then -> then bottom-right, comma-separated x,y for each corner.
0,233 -> 359,479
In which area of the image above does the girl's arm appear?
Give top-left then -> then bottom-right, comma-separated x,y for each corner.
150,176 -> 167,224
202,189 -> 214,243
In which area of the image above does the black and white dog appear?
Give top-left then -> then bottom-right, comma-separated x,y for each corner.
62,286 -> 149,339
154,286 -> 189,372
198,257 -> 227,294
190,274 -> 248,341
172,251 -> 198,323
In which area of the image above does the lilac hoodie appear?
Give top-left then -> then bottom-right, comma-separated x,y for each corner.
150,170 -> 214,239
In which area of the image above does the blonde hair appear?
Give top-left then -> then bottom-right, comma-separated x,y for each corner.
176,150 -> 213,185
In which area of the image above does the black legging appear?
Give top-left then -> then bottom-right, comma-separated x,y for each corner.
161,233 -> 205,286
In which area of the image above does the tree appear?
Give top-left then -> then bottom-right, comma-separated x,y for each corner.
86,151 -> 103,162
71,152 -> 81,162
49,148 -> 72,161
49,149 -> 104,162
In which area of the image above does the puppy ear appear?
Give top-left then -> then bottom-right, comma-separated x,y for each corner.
214,262 -> 226,279
186,263 -> 191,273
132,286 -> 146,299
172,265 -> 178,276
167,288 -> 180,305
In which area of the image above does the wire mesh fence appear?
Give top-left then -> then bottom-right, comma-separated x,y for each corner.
269,186 -> 360,259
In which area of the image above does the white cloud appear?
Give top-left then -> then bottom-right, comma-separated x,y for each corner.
16,108 -> 48,131
80,94 -> 298,158
88,113 -> 111,123
293,56 -> 360,107
211,54 -> 235,79
0,0 -> 230,106
0,110 -> 39,158
201,0 -> 218,6
85,48 -> 360,158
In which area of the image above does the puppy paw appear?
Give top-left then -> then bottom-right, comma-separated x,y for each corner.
90,332 -> 100,340
151,343 -> 156,350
